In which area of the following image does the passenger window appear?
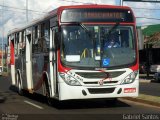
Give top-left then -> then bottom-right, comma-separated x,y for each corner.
21,31 -> 26,55
39,21 -> 50,53
32,21 -> 50,53
32,26 -> 38,53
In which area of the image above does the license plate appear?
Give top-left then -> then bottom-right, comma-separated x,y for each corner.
124,88 -> 136,93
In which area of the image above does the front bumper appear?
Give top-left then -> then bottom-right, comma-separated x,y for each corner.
58,79 -> 139,100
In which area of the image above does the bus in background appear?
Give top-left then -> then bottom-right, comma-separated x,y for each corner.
7,5 -> 139,104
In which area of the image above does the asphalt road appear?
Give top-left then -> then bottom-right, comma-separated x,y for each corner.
140,82 -> 160,97
139,74 -> 160,97
0,76 -> 160,120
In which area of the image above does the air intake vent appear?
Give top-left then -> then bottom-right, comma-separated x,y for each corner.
88,88 -> 115,94
83,81 -> 118,84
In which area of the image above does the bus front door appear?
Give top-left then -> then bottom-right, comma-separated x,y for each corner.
49,27 -> 58,97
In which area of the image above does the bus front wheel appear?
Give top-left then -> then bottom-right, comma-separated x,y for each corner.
44,80 -> 53,106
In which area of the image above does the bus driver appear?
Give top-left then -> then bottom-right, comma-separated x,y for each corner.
104,34 -> 120,49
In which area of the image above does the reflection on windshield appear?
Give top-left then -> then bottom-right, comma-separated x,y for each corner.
61,25 -> 136,68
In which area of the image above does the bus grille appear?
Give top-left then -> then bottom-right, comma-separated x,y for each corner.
76,71 -> 125,78
83,81 -> 118,85
88,88 -> 115,94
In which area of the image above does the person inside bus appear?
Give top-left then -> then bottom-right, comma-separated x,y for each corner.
104,34 -> 120,49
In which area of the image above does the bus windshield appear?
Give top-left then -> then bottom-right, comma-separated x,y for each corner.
61,24 -> 136,68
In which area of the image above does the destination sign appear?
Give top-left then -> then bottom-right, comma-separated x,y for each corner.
61,8 -> 134,23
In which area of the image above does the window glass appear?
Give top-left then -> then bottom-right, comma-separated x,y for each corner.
61,25 -> 136,68
33,21 -> 50,53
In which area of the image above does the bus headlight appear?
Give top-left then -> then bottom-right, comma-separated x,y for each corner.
59,73 -> 81,86
121,71 -> 138,84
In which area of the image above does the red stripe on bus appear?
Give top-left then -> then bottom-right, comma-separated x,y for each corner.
57,50 -> 71,73
130,63 -> 139,71
10,41 -> 15,65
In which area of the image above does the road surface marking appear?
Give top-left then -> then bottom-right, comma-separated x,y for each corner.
24,100 -> 43,109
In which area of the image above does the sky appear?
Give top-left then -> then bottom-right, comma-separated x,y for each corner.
0,0 -> 160,44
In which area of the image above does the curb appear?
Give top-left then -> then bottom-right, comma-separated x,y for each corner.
122,94 -> 160,107
139,79 -> 151,83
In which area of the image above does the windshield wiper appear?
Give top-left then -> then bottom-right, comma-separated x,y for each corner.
79,23 -> 89,32
78,22 -> 94,39
72,22 -> 91,34
105,22 -> 120,37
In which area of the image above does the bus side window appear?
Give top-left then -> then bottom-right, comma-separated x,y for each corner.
32,26 -> 38,53
21,31 -> 26,55
36,22 -> 50,53
36,24 -> 42,52
45,21 -> 50,52
15,32 -> 21,56
41,21 -> 50,53
14,33 -> 18,57
36,24 -> 42,53
17,32 -> 21,56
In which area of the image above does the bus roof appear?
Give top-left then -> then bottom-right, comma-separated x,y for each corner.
57,4 -> 132,10
8,4 -> 133,35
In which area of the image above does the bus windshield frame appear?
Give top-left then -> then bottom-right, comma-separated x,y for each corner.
60,24 -> 137,70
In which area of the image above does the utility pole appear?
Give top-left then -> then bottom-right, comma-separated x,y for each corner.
1,0 -> 4,72
120,0 -> 123,6
26,0 -> 28,23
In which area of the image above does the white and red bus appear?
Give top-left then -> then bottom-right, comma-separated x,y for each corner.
8,5 -> 139,103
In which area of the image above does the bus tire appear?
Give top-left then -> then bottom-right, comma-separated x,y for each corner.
44,80 -> 53,106
16,72 -> 23,96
